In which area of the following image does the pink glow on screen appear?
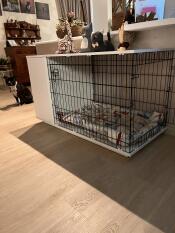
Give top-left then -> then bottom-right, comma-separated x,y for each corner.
141,6 -> 156,15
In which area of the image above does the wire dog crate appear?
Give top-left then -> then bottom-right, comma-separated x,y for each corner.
47,50 -> 175,157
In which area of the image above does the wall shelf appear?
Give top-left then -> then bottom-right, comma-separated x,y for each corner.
110,18 -> 175,35
7,37 -> 41,40
4,20 -> 41,44
5,27 -> 40,31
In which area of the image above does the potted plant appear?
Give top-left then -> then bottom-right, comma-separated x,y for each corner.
0,58 -> 10,71
71,18 -> 84,37
56,12 -> 83,38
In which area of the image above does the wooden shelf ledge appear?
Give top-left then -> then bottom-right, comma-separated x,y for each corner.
110,18 -> 175,35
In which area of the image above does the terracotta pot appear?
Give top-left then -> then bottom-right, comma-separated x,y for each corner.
71,25 -> 83,37
56,25 -> 83,38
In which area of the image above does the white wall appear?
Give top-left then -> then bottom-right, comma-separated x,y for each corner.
0,0 -> 59,57
90,0 -> 108,32
164,0 -> 175,18
131,26 -> 175,49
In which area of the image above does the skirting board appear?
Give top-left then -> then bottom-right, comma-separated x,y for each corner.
166,124 -> 175,136
53,124 -> 167,158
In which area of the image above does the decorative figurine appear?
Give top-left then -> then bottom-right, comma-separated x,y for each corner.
117,23 -> 129,52
81,23 -> 93,53
56,20 -> 74,54
116,0 -> 135,52
22,29 -> 28,38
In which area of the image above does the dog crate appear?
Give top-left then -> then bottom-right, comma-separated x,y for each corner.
47,50 -> 175,157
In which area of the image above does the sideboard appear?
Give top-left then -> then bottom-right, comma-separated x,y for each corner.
5,46 -> 36,85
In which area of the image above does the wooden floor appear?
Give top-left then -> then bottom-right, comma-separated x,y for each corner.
1,88 -> 175,233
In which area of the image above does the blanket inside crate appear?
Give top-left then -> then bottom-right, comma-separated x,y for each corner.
57,103 -> 164,147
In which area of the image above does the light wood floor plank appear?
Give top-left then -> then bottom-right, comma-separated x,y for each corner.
1,88 -> 175,233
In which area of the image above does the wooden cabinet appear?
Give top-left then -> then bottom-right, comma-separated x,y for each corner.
5,46 -> 36,85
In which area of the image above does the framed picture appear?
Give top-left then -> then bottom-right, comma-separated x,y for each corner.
0,3 -> 2,16
35,2 -> 50,20
135,0 -> 165,22
20,0 -> 35,14
2,0 -> 20,12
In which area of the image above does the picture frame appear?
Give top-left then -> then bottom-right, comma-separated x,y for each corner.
2,0 -> 20,13
20,0 -> 35,14
35,2 -> 50,20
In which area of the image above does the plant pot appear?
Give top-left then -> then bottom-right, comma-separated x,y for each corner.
112,12 -> 125,30
56,24 -> 83,38
71,25 -> 83,37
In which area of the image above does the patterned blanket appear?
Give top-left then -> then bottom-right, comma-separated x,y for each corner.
57,102 -> 164,148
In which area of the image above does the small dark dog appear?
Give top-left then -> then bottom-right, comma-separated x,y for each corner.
4,76 -> 33,105
91,31 -> 115,52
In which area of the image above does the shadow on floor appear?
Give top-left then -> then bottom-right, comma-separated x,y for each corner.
12,122 -> 175,233
0,103 -> 18,111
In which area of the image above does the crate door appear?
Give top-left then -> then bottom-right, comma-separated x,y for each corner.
47,56 -> 94,124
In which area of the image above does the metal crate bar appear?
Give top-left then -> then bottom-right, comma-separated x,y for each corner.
47,50 -> 175,157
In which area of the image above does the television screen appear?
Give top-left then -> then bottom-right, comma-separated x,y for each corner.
135,0 -> 165,22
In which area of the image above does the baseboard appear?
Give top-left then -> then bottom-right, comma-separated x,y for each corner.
166,125 -> 175,136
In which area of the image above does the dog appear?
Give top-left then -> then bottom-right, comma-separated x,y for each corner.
4,76 -> 33,105
91,31 -> 115,52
